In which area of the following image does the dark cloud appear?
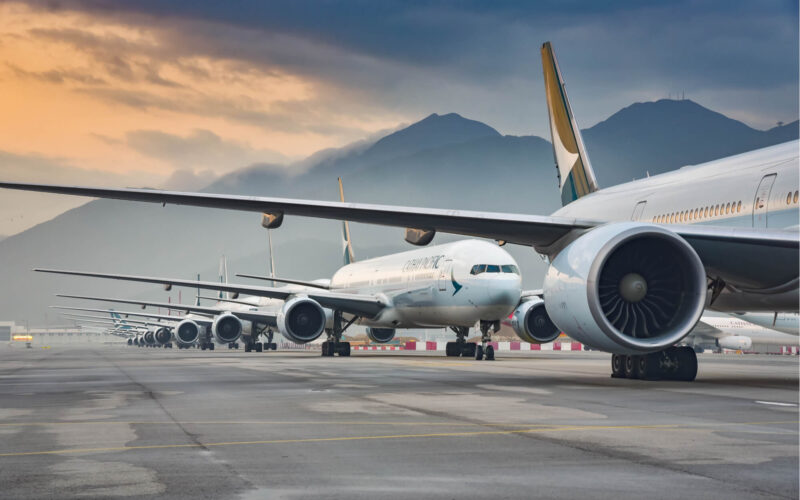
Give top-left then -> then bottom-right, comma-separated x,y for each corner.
7,63 -> 106,85
22,1 -> 799,133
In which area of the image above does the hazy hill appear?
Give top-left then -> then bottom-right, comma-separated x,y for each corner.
0,100 -> 796,324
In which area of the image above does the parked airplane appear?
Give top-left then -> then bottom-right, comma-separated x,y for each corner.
1,43 -> 797,380
684,314 -> 799,352
730,312 -> 799,335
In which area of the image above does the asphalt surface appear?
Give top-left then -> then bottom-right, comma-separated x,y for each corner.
0,344 -> 797,500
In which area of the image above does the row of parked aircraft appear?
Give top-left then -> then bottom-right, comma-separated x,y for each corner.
3,42 -> 798,381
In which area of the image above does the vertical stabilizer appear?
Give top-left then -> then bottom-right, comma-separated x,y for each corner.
338,177 -> 356,265
267,229 -> 276,287
219,257 -> 229,300
195,274 -> 201,306
541,42 -> 598,206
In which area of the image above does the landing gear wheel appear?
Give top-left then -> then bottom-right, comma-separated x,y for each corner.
445,342 -> 457,357
321,342 -> 329,357
461,342 -> 477,358
201,344 -> 206,351
255,342 -> 263,353
485,345 -> 495,361
611,354 -> 626,378
638,353 -> 659,381
244,343 -> 252,353
675,347 -> 698,381
337,342 -> 351,357
475,345 -> 484,360
624,355 -> 640,379
269,343 -> 277,350
208,343 -> 215,351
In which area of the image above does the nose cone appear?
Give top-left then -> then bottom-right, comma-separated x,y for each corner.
488,276 -> 522,308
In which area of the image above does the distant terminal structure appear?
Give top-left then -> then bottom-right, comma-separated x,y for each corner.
1,321 -> 118,345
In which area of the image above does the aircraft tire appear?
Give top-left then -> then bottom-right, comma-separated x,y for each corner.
624,355 -> 640,379
475,345 -> 484,360
461,342 -> 476,358
485,345 -> 495,361
337,342 -> 351,357
675,347 -> 698,382
611,354 -> 626,378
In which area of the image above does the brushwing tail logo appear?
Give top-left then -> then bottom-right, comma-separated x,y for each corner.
451,269 -> 463,295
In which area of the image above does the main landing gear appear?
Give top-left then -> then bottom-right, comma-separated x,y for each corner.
321,311 -> 356,357
611,346 -> 698,381
244,326 -> 278,353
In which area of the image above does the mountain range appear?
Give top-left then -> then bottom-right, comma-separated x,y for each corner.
0,99 -> 796,324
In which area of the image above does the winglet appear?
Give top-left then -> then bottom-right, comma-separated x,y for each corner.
541,42 -> 598,206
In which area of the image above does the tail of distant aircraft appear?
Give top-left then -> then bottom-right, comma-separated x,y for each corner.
541,42 -> 598,206
219,256 -> 229,299
339,177 -> 356,265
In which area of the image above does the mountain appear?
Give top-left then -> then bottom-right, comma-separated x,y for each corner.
0,101 -> 796,324
583,99 -> 797,186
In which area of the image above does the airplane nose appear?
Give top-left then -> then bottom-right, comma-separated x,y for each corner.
487,278 -> 521,306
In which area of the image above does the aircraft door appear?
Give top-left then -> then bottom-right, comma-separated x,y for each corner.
438,260 -> 452,292
753,174 -> 776,228
631,201 -> 647,221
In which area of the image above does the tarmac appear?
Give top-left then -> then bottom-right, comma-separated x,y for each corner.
0,344 -> 797,499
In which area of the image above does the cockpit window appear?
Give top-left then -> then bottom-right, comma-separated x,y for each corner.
486,265 -> 500,273
501,265 -> 520,274
470,264 -> 486,275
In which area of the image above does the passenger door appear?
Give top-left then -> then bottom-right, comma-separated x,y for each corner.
753,174 -> 777,228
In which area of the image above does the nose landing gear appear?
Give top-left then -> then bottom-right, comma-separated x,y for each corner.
446,321 -> 499,360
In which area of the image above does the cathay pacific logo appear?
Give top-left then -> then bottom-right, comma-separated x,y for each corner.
451,269 -> 462,295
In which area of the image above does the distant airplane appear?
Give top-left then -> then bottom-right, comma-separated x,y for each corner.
685,313 -> 799,352
1,42 -> 797,381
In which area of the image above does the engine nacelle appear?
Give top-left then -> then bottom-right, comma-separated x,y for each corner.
366,327 -> 396,343
277,297 -> 326,344
175,319 -> 201,346
212,313 -> 243,344
510,297 -> 560,344
143,330 -> 156,346
154,327 -> 172,345
543,223 -> 706,355
716,335 -> 752,351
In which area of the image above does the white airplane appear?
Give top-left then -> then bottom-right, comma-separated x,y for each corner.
685,313 -> 799,352
1,43 -> 797,380
729,312 -> 799,335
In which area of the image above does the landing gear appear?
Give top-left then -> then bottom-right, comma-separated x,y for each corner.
228,342 -> 240,350
254,342 -> 263,353
321,311 -> 356,357
446,327 -> 475,357
611,347 -> 698,381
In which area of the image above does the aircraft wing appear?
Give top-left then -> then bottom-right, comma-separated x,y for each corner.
44,270 -> 386,318
1,182 -> 796,289
55,293 -> 281,325
52,305 -> 183,323
686,320 -> 724,340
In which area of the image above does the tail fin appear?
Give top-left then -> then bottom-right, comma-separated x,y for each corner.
541,42 -> 598,206
219,256 -> 229,300
195,274 -> 201,306
338,177 -> 356,265
267,229 -> 276,287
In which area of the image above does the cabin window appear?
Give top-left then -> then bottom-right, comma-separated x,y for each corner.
794,191 -> 798,204
501,265 -> 520,274
486,265 -> 500,273
714,205 -> 719,216
669,213 -> 674,223
470,265 -> 486,275
725,203 -> 731,214
788,193 -> 793,205
703,207 -> 708,218
737,201 -> 742,212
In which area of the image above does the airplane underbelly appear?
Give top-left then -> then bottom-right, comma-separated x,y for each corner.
710,287 -> 799,313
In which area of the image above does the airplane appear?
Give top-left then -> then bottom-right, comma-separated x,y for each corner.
730,312 -> 798,335
684,313 -> 799,353
1,42 -> 797,381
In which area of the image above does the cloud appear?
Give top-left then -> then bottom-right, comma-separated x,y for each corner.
124,128 -> 291,169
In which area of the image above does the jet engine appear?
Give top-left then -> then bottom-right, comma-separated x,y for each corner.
277,297 -> 326,344
543,223 -> 706,354
212,313 -> 243,344
366,327 -> 396,343
154,327 -> 172,345
716,336 -> 752,351
175,319 -> 201,346
143,330 -> 156,346
510,297 -> 560,344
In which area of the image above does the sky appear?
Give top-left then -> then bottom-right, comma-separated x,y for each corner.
0,0 -> 797,236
